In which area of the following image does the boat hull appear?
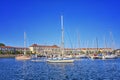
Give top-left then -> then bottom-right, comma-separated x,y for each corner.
75,55 -> 88,59
15,55 -> 31,60
91,56 -> 102,59
47,59 -> 74,63
103,55 -> 117,59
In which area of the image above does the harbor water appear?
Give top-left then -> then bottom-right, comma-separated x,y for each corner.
0,58 -> 120,80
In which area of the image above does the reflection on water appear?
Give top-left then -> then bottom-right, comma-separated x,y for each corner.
0,58 -> 120,80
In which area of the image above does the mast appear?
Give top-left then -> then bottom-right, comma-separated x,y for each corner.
96,37 -> 98,53
78,31 -> 80,54
104,36 -> 107,52
24,32 -> 26,55
61,15 -> 64,57
86,40 -> 89,54
92,39 -> 95,53
110,32 -> 115,51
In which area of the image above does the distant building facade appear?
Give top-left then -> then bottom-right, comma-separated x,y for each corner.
76,48 -> 112,53
29,44 -> 60,56
0,46 -> 15,53
0,46 -> 29,54
0,44 -> 113,55
115,49 -> 120,56
29,44 -> 113,56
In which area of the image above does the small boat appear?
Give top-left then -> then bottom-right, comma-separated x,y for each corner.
90,56 -> 100,59
75,54 -> 88,59
102,54 -> 117,59
15,55 -> 31,60
65,55 -> 73,58
90,54 -> 102,59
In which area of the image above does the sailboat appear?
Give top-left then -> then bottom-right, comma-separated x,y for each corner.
102,32 -> 117,59
90,38 -> 102,59
47,15 -> 74,63
15,32 -> 31,60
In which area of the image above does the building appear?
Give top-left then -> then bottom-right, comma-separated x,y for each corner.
0,46 -> 29,54
0,46 -> 15,53
29,44 -> 60,56
29,44 -> 113,56
0,44 -> 113,55
115,49 -> 120,56
76,48 -> 112,53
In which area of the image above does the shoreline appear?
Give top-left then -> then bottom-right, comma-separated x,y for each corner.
0,54 -> 16,58
0,54 -> 31,58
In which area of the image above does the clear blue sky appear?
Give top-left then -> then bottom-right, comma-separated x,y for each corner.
0,0 -> 120,49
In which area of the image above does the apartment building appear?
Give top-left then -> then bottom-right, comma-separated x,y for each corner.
29,44 -> 60,56
0,46 -> 29,54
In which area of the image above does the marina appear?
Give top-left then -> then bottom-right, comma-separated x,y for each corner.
1,0 -> 120,80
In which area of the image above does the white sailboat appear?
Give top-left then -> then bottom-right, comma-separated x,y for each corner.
47,15 -> 74,63
15,32 -> 31,60
102,33 -> 117,59
102,54 -> 117,59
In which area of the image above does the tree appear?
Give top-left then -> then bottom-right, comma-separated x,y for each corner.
0,50 -> 2,54
112,50 -> 116,54
80,51 -> 85,54
0,43 -> 5,46
97,51 -> 101,54
15,51 -> 21,54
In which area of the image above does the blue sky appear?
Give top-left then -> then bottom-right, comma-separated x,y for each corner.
0,0 -> 120,49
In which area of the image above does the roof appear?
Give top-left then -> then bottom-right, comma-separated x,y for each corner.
30,44 -> 38,47
0,46 -> 14,48
0,46 -> 29,49
30,44 -> 60,48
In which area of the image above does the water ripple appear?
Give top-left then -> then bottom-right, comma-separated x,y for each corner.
0,58 -> 120,80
